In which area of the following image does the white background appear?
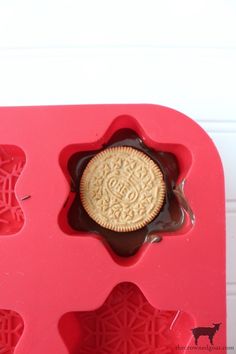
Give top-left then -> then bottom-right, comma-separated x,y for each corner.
0,0 -> 235,350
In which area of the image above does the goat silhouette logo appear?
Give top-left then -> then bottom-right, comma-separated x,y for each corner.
191,323 -> 221,345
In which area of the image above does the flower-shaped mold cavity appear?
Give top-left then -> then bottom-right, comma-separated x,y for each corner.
0,146 -> 26,235
59,123 -> 192,258
59,283 -> 193,354
0,309 -> 24,353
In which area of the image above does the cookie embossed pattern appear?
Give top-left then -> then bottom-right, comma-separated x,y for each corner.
0,105 -> 226,354
80,146 -> 165,232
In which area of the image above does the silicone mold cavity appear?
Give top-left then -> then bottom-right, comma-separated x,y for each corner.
59,283 -> 193,354
0,310 -> 24,353
59,121 -> 193,259
0,146 -> 26,235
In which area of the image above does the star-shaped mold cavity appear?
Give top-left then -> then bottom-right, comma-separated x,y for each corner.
59,121 -> 193,258
0,309 -> 24,353
0,146 -> 26,235
59,283 -> 193,354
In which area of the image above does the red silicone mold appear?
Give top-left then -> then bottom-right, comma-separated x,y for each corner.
59,283 -> 193,353
0,104 -> 226,354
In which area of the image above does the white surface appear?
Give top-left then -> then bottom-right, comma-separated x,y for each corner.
0,0 -> 235,350
0,0 -> 236,48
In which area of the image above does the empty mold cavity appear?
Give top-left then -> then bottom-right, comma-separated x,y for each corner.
59,283 -> 193,354
59,119 -> 192,257
0,309 -> 24,353
0,146 -> 26,235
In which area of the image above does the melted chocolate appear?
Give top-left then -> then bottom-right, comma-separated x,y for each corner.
67,129 -> 184,257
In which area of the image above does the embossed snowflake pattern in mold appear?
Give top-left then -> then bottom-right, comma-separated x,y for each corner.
0,147 -> 25,234
0,310 -> 24,353
77,283 -> 179,354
